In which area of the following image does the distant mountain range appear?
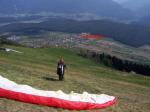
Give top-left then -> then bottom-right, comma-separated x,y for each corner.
137,15 -> 150,26
0,0 -> 134,21
117,0 -> 150,18
0,0 -> 149,47
0,18 -> 150,47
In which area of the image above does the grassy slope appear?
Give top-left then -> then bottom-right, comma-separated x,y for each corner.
0,45 -> 150,112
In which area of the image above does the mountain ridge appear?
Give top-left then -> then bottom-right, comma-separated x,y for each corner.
1,18 -> 150,47
117,0 -> 150,18
0,0 -> 134,21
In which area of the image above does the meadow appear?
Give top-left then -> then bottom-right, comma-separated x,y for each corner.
0,45 -> 150,112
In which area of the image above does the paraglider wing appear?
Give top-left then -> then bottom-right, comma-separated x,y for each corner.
0,75 -> 117,110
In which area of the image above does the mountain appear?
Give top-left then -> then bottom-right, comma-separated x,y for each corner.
0,0 -> 134,21
1,18 -> 150,47
117,0 -> 150,18
137,15 -> 150,26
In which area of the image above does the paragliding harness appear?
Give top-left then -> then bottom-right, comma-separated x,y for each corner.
57,63 -> 66,81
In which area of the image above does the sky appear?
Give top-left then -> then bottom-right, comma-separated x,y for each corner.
113,0 -> 128,3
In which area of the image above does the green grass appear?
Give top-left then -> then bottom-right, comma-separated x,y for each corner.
0,45 -> 150,112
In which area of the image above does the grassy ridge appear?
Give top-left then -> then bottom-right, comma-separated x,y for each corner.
0,45 -> 150,112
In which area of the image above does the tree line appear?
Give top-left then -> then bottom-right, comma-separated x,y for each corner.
0,37 -> 21,47
78,49 -> 150,76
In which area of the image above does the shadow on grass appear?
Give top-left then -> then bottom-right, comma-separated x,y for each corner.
42,76 -> 59,81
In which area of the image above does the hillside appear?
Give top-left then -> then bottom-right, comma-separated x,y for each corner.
0,45 -> 150,112
77,38 -> 150,65
6,32 -> 149,65
1,18 -> 150,47
2,31 -> 150,75
0,0 -> 134,21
